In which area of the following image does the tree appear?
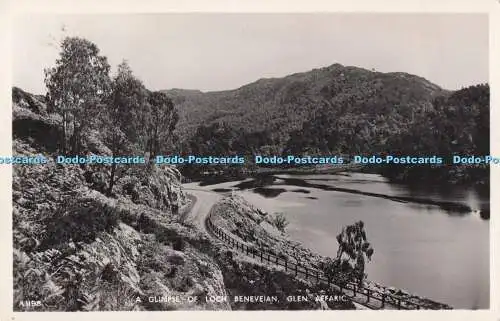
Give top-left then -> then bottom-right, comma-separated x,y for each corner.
189,122 -> 236,155
100,112 -> 130,196
335,220 -> 374,286
102,60 -> 149,196
320,220 -> 374,287
109,61 -> 150,150
45,37 -> 111,154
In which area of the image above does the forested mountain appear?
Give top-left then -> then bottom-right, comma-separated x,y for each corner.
166,64 -> 489,185
165,63 -> 447,154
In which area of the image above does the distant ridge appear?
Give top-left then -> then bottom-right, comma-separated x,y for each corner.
162,62 -> 446,151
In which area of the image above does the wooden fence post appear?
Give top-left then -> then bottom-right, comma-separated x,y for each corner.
295,264 -> 298,276
381,294 -> 385,308
366,289 -> 370,303
305,267 -> 308,278
284,260 -> 287,271
260,252 -> 263,262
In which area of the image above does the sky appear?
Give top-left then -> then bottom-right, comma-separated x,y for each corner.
12,13 -> 488,94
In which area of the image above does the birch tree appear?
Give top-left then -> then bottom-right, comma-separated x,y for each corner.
45,37 -> 111,154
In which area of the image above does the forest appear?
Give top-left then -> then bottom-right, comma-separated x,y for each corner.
285,83 -> 490,185
175,65 -> 489,186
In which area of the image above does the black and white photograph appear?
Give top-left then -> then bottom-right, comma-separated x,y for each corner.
9,11 -> 491,312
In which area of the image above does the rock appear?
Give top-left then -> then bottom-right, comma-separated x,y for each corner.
12,87 -> 48,115
15,197 -> 29,206
190,283 -> 206,296
166,250 -> 185,266
46,191 -> 59,202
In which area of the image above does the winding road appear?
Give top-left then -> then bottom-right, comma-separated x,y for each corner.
182,185 -> 223,233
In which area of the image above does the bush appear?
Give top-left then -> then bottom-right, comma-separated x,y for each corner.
271,212 -> 289,233
41,193 -> 119,249
172,237 -> 185,251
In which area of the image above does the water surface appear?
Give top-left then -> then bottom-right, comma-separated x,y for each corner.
199,173 -> 490,309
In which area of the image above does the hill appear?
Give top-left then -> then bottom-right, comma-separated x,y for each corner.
164,63 -> 447,153
164,64 -> 489,186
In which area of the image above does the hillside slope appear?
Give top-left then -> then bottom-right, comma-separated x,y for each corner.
12,87 -> 357,311
12,87 -> 232,311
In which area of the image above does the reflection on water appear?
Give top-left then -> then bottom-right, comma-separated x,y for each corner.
212,188 -> 232,193
200,172 -> 489,309
253,187 -> 287,198
232,173 -> 487,218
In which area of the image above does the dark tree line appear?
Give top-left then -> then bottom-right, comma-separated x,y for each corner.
380,84 -> 490,184
188,122 -> 273,156
44,37 -> 178,195
285,84 -> 490,185
180,122 -> 275,177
